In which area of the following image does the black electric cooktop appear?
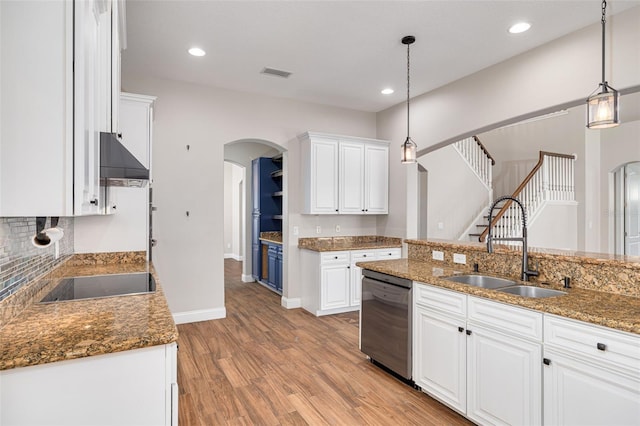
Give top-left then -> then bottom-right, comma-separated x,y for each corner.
40,273 -> 155,303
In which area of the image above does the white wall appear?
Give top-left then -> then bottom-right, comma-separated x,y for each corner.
74,187 -> 148,253
529,202 -> 578,251
122,75 -> 376,320
377,7 -> 640,242
418,145 -> 490,240
223,162 -> 243,260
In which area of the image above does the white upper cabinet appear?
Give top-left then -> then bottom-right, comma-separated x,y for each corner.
0,0 -> 122,217
339,141 -> 365,213
364,143 -> 389,214
301,135 -> 339,213
299,132 -> 389,215
119,93 -> 156,171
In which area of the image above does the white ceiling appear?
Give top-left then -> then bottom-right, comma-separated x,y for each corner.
122,0 -> 640,113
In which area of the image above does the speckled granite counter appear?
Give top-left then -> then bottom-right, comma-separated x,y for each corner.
260,231 -> 282,244
0,258 -> 178,371
357,258 -> 640,335
299,235 -> 402,251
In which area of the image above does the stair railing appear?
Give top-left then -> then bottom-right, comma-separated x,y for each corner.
453,136 -> 495,190
478,151 -> 575,243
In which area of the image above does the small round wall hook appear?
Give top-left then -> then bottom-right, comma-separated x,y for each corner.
186,211 -> 190,217
186,145 -> 190,151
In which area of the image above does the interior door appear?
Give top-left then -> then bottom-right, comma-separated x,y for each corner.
625,162 -> 640,256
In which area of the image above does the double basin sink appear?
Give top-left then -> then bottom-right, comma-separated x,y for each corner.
445,274 -> 566,298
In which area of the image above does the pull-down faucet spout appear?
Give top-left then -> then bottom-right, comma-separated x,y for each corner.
486,196 -> 539,282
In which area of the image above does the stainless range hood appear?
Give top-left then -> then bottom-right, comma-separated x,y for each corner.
100,132 -> 149,187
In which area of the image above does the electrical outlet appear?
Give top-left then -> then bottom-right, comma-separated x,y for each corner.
453,253 -> 467,264
438,222 -> 444,230
293,226 -> 299,236
432,250 -> 444,261
227,243 -> 231,249
316,226 -> 321,234
335,225 -> 341,233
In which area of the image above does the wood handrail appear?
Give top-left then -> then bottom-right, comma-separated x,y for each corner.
473,136 -> 496,165
477,151 -> 576,242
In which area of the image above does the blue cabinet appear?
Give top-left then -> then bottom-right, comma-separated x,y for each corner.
262,241 -> 283,294
251,157 -> 282,281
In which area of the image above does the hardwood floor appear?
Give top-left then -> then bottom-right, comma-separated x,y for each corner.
177,259 -> 472,425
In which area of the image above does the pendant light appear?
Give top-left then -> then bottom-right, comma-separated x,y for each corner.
401,35 -> 417,164
586,0 -> 620,129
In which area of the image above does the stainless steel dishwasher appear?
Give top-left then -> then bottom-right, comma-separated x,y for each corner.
360,269 -> 412,380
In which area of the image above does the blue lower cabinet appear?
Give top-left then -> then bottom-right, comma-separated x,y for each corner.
276,246 -> 283,293
267,245 -> 278,291
262,242 -> 283,294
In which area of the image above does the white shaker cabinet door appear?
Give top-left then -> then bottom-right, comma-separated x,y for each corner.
339,141 -> 365,214
320,264 -> 350,310
466,325 -> 542,426
309,138 -> 339,214
364,143 -> 389,214
543,348 -> 640,426
414,305 -> 467,414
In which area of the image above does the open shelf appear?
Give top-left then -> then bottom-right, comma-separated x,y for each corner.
273,215 -> 283,220
270,170 -> 283,178
272,191 -> 283,197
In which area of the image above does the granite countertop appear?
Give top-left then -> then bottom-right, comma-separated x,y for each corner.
299,236 -> 402,252
357,258 -> 640,335
0,261 -> 178,371
260,231 -> 282,244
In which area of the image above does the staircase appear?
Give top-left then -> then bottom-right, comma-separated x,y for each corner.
469,151 -> 576,243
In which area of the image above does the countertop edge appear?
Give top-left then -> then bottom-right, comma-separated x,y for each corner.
357,259 -> 640,336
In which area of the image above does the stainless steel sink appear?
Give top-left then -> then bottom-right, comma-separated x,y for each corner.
497,285 -> 567,298
444,274 -> 517,289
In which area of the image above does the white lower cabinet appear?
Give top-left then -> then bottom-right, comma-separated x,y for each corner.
543,315 -> 640,426
414,304 -> 467,413
301,248 -> 401,316
413,283 -> 542,425
466,324 -> 542,426
321,261 -> 351,310
0,343 -> 178,426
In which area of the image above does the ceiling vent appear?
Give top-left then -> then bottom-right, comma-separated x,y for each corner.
261,67 -> 292,79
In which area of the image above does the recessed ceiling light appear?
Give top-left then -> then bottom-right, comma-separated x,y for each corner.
381,88 -> 394,95
508,22 -> 531,34
188,47 -> 206,57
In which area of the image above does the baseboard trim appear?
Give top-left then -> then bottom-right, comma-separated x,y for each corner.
241,274 -> 254,283
223,253 -> 244,261
173,307 -> 226,324
281,297 -> 302,309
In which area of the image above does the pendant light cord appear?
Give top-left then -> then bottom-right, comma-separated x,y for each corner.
601,0 -> 607,85
406,40 -> 411,138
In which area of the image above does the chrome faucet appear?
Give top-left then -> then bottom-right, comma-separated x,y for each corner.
486,196 -> 539,281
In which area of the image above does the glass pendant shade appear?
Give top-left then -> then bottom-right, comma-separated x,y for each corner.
401,137 -> 417,164
587,84 -> 620,129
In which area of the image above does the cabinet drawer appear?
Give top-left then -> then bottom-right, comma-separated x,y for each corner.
414,283 -> 466,317
321,251 -> 349,264
351,250 -> 376,262
544,315 -> 640,372
376,248 -> 401,259
468,297 -> 542,341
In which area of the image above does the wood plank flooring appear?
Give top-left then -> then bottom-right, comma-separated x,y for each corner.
177,259 -> 472,425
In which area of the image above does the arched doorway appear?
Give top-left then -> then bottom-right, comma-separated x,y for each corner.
223,139 -> 287,303
613,161 -> 640,256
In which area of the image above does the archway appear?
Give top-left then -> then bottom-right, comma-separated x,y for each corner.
223,139 -> 287,303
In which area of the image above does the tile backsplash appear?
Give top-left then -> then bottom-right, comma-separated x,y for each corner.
0,217 -> 74,301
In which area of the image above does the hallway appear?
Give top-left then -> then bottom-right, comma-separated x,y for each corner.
176,259 -> 471,425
